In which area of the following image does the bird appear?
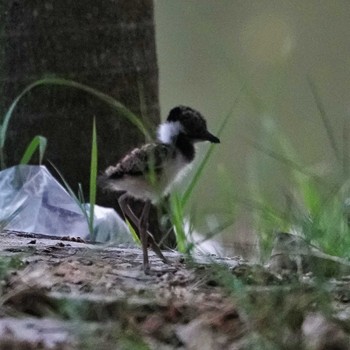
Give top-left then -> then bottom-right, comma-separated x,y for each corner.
99,105 -> 220,273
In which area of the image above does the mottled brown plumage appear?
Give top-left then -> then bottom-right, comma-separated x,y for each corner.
105,143 -> 175,179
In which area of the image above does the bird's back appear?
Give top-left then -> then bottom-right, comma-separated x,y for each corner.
99,142 -> 189,201
105,142 -> 173,178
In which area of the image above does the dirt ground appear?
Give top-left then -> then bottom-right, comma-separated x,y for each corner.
0,230 -> 247,349
0,230 -> 350,350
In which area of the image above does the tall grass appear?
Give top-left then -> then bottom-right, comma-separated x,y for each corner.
247,77 -> 350,260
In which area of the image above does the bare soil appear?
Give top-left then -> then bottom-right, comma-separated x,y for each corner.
0,231 -> 245,349
0,231 -> 350,350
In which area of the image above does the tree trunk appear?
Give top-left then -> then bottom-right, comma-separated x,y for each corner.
1,0 -> 175,246
2,0 -> 159,178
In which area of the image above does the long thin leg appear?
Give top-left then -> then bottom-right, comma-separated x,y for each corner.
139,200 -> 151,273
147,232 -> 169,264
118,193 -> 135,225
118,193 -> 148,271
118,194 -> 169,270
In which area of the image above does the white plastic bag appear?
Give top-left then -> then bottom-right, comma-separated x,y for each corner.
0,165 -> 131,243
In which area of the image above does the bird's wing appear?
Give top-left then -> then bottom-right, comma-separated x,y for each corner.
105,143 -> 173,179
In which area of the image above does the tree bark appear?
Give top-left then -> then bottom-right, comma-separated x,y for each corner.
2,0 -> 159,178
1,0 -> 175,246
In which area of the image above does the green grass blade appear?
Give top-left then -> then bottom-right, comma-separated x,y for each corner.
342,113 -> 349,178
125,219 -> 141,245
181,91 -> 241,207
49,161 -> 90,227
77,183 -> 85,204
19,135 -> 47,165
0,202 -> 28,231
170,192 -> 187,253
88,118 -> 98,241
0,77 -> 150,169
307,76 -> 340,161
0,82 -> 40,169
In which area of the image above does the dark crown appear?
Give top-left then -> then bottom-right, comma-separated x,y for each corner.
167,105 -> 220,144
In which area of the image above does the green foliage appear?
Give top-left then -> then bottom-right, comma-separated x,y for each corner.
0,256 -> 25,295
0,203 -> 27,232
307,76 -> 340,162
248,79 -> 350,260
88,118 -> 98,241
248,116 -> 298,257
170,192 -> 188,253
298,180 -> 350,257
207,264 -> 333,349
119,334 -> 150,350
125,219 -> 141,245
0,77 -> 150,170
19,135 -> 47,165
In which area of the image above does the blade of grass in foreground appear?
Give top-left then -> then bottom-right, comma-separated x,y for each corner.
170,192 -> 188,253
246,136 -> 331,189
342,113 -> 349,178
181,89 -> 243,207
0,77 -> 150,169
0,202 -> 28,231
49,161 -> 90,232
19,135 -> 47,165
307,76 -> 340,162
88,118 -> 98,241
125,219 -> 141,245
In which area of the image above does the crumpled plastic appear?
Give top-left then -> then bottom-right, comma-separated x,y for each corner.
0,165 -> 132,243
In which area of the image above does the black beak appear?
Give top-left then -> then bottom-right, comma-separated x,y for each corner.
204,131 -> 220,143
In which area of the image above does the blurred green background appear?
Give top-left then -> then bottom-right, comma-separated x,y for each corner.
154,1 -> 350,255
